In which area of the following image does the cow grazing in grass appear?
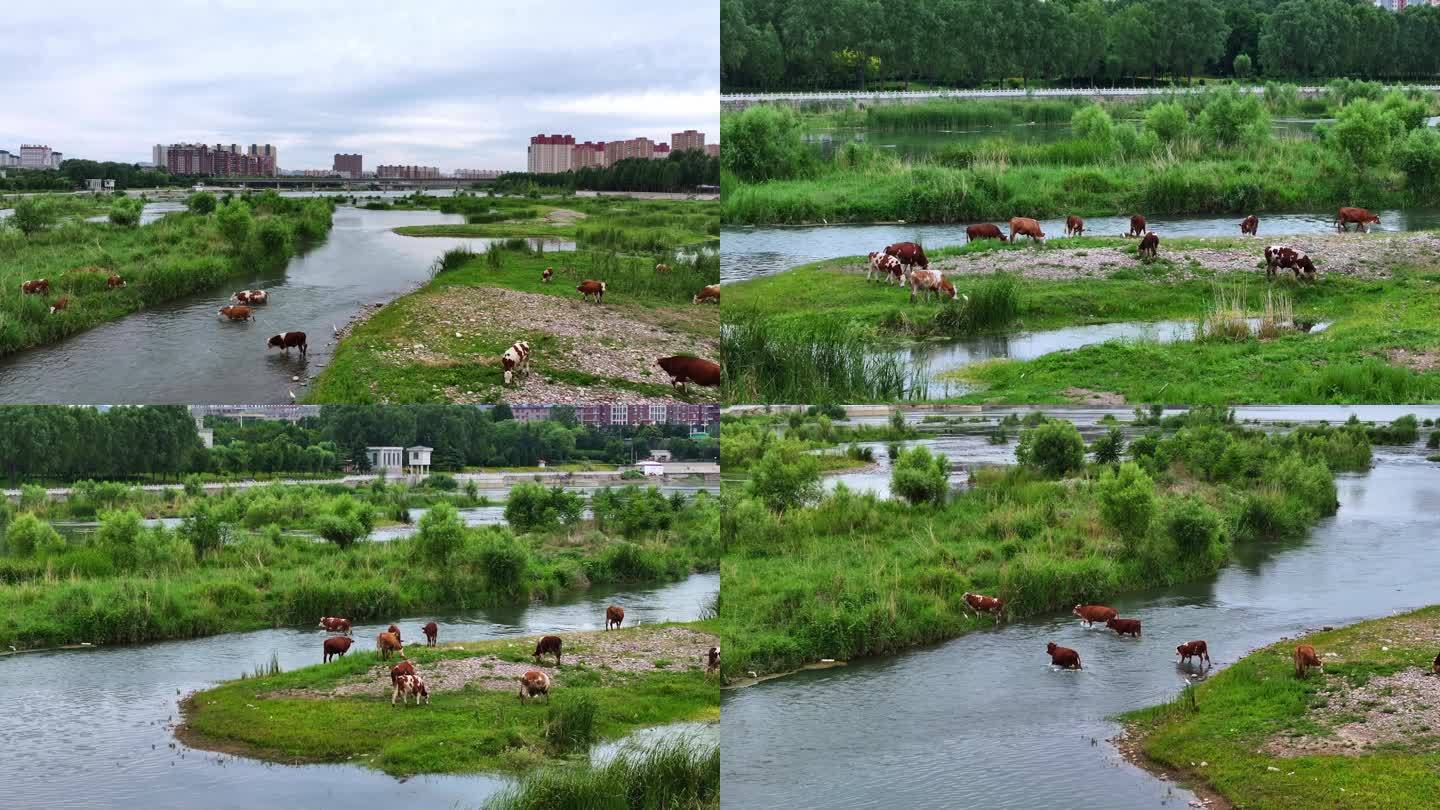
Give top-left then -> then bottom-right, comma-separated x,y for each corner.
966,223 -> 1005,243
392,673 -> 429,706
423,621 -> 439,647
377,631 -> 405,660
502,340 -> 531,385
693,284 -> 720,304
1072,604 -> 1117,627
577,279 -> 606,304
1294,644 -> 1323,678
534,635 -> 562,665
1127,214 -> 1147,238
1177,640 -> 1211,667
1264,245 -> 1317,281
49,297 -> 68,315
542,267 -> 553,283
908,269 -> 957,304
1008,217 -> 1045,243
1336,207 -> 1380,233
1138,232 -> 1159,260
218,305 -> 254,322
963,592 -> 1004,622
1107,617 -> 1142,638
884,241 -> 929,271
655,263 -> 671,274
518,670 -> 551,703
1046,642 -> 1082,669
322,636 -> 353,663
267,331 -> 307,356
657,356 -> 720,392
21,279 -> 49,295
319,616 -> 351,635
1432,651 -> 1440,676
605,605 -> 624,631
706,646 -> 720,675
1240,215 -> 1259,236
1065,215 -> 1085,237
106,274 -> 126,289
867,251 -> 903,284
389,660 -> 416,685
234,290 -> 267,304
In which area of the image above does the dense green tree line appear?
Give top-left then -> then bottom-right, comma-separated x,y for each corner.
0,161 -> 202,192
0,406 -> 717,482
721,0 -> 1440,90
492,151 -> 719,195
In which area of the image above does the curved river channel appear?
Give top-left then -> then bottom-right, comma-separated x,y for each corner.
0,572 -> 718,809
0,199 -> 572,404
722,406 -> 1440,809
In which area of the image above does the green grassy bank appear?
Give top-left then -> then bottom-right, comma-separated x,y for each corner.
721,416 -> 1369,679
180,623 -> 719,776
1122,605 -> 1440,809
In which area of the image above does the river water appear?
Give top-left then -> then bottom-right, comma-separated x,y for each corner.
0,572 -> 718,810
722,408 -> 1440,809
0,204 -> 572,404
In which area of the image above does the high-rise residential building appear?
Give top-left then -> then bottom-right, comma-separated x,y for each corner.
152,144 -> 169,169
527,134 -> 576,173
671,129 -> 705,152
0,150 -> 18,167
605,136 -> 655,165
705,143 -> 719,158
376,164 -> 441,179
248,144 -> 278,175
571,141 -> 607,169
19,144 -> 60,170
651,143 -> 672,160
333,153 -> 362,178
162,143 -> 269,176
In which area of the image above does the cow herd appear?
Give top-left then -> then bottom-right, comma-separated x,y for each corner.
19,273 -> 126,317
312,605 -> 721,710
210,288 -> 310,358
865,242 -> 961,304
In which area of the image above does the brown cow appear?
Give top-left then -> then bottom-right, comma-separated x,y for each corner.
655,263 -> 671,274
1107,617 -> 1142,638
884,241 -> 929,270
693,284 -> 720,304
577,279 -> 606,304
422,621 -> 439,647
605,605 -> 624,631
518,670 -> 552,703
908,268 -> 957,304
1046,642 -> 1082,669
1294,644 -> 1323,678
392,673 -> 430,706
1239,215 -> 1259,236
267,331 -> 307,356
706,646 -> 720,675
1138,232 -> 1159,260
1065,215 -> 1085,237
1177,640 -> 1211,667
49,297 -> 69,315
1072,604 -> 1117,627
322,636 -> 353,662
542,267 -> 553,283
217,305 -> 254,322
1127,214 -> 1147,238
963,592 -> 1004,623
534,635 -> 562,665
657,356 -> 720,392
377,631 -> 405,660
319,616 -> 351,634
21,279 -> 50,295
1008,217 -> 1045,243
390,660 -> 416,685
387,624 -> 403,643
106,274 -> 126,288
966,223 -> 1005,243
1336,207 -> 1380,233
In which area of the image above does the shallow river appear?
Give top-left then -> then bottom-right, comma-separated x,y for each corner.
0,204 -> 572,403
0,572 -> 718,809
723,409 -> 1440,808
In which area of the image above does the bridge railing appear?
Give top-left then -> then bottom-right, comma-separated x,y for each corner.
722,85 -> 1440,104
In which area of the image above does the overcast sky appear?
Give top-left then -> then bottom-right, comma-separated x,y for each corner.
1,1 -> 718,171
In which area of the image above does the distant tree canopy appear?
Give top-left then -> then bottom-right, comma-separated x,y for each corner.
0,405 -> 717,482
491,151 -> 719,195
0,160 -> 197,192
721,0 -> 1440,90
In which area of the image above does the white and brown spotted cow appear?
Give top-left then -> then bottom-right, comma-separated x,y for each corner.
392,672 -> 430,705
706,646 -> 720,676
908,269 -> 958,304
502,340 -> 531,385
867,251 -> 904,285
1264,245 -> 1317,281
693,284 -> 720,305
518,670 -> 552,704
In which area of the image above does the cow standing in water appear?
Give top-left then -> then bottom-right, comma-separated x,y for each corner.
319,616 -> 352,635
1127,214 -> 1147,238
605,605 -> 625,630
1336,207 -> 1380,232
218,305 -> 254,322
1107,617 -> 1142,637
1176,640 -> 1211,667
1072,604 -> 1117,627
1065,215 -> 1085,237
963,592 -> 1005,623
1046,642 -> 1082,669
267,331 -> 307,356
1240,215 -> 1259,236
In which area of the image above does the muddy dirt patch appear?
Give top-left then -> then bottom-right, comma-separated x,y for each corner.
1064,387 -> 1127,406
1262,667 -> 1440,757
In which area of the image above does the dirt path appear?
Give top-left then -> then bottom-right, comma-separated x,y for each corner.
377,286 -> 719,404
928,233 -> 1440,282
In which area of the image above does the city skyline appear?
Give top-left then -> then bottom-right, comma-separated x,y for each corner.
0,1 -> 719,172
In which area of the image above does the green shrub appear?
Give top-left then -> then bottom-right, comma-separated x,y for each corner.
1144,102 -> 1189,143
504,483 -> 584,533
543,692 -> 598,753
890,445 -> 950,506
1163,496 -> 1223,556
414,501 -> 465,564
744,445 -> 821,513
4,513 -> 61,557
181,501 -> 225,559
1096,462 -> 1155,543
719,104 -> 811,182
1016,421 -> 1085,478
108,198 -> 143,227
1091,427 -> 1125,465
185,191 -> 217,215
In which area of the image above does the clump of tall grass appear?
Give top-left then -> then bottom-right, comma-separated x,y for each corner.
431,247 -> 475,277
241,652 -> 282,680
484,736 -> 719,810
929,273 -> 1021,337
721,315 -> 924,403
1198,285 -> 1297,342
544,693 -> 598,753
865,99 -> 1079,131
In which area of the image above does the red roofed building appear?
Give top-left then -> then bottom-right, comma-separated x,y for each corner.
527,133 -> 576,173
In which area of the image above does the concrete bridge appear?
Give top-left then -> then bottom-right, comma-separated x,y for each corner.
193,175 -> 496,192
